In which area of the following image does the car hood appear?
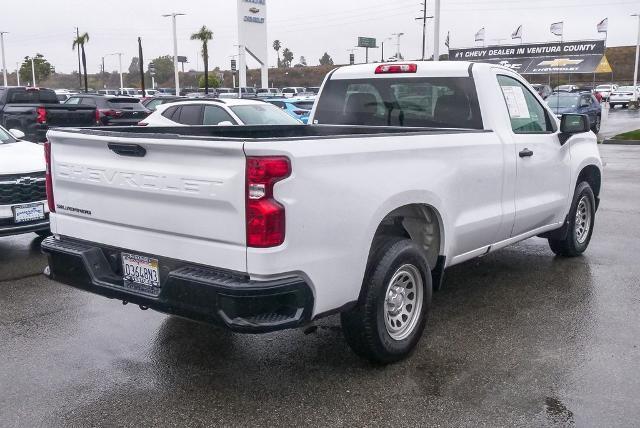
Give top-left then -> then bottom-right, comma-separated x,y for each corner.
0,141 -> 45,175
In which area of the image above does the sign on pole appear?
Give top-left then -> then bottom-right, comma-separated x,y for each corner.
357,37 -> 377,48
349,53 -> 355,65
231,59 -> 237,71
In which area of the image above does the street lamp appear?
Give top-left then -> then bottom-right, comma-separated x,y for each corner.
0,32 -> 8,86
632,13 -> 640,102
105,52 -> 123,92
391,33 -> 405,60
162,12 -> 185,95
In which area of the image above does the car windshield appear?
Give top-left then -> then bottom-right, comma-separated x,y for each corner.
230,104 -> 302,125
546,95 -> 579,108
0,127 -> 16,144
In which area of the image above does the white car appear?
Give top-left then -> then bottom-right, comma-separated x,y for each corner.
139,99 -> 302,126
609,86 -> 640,108
282,87 -> 306,98
43,61 -> 602,363
594,84 -> 617,100
0,126 -> 50,238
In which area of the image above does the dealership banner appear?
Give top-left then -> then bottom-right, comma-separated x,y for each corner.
449,40 -> 612,74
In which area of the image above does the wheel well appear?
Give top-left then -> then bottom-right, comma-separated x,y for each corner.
577,165 -> 601,200
372,204 -> 442,269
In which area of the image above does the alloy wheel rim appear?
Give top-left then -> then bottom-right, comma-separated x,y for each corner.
575,196 -> 592,244
384,264 -> 423,341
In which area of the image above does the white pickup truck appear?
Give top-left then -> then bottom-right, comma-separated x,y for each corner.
42,62 -> 602,363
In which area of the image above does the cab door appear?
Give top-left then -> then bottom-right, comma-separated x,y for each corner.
495,73 -> 571,237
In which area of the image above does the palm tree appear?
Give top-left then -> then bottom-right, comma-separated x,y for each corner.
273,40 -> 281,68
191,26 -> 213,94
72,32 -> 90,92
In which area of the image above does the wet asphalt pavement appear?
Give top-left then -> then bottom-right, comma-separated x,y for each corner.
1,144 -> 640,427
601,106 -> 640,140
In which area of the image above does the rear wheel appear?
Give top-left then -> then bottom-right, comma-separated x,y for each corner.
548,182 -> 595,257
341,238 -> 432,364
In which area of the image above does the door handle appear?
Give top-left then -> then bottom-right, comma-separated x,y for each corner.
108,143 -> 146,157
519,148 -> 534,158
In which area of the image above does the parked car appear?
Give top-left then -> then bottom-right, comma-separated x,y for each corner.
282,87 -> 306,98
263,97 -> 314,123
594,84 -> 617,101
0,125 -> 50,237
531,84 -> 553,99
545,92 -> 601,133
256,88 -> 282,97
139,99 -> 302,126
97,89 -> 119,96
141,96 -> 187,112
305,87 -> 321,95
0,87 -> 97,142
118,88 -> 139,97
553,85 -> 581,93
137,89 -> 158,98
609,86 -> 640,108
54,89 -> 75,103
42,61 -> 602,363
65,95 -> 150,126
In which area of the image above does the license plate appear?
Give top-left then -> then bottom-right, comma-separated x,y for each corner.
122,253 -> 160,291
13,203 -> 45,223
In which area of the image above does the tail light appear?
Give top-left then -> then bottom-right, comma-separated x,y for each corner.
375,63 -> 418,74
36,107 -> 47,124
99,109 -> 123,118
95,108 -> 101,125
246,156 -> 291,248
44,141 -> 55,213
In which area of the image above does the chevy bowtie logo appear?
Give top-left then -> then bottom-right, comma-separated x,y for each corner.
249,7 -> 260,13
16,177 -> 37,185
538,58 -> 584,67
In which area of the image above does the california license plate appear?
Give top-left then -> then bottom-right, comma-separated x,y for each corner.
122,253 -> 160,291
13,203 -> 45,223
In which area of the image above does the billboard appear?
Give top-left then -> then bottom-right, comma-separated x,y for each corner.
358,37 -> 377,48
449,40 -> 612,74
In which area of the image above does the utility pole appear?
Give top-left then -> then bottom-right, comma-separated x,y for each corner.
162,12 -> 185,96
138,37 -> 146,95
75,27 -> 81,88
415,1 -> 433,60
391,33 -> 404,60
0,32 -> 7,86
15,62 -> 19,86
433,0 -> 441,61
633,13 -> 640,102
101,56 -> 105,89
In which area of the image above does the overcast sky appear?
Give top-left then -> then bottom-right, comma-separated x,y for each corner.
1,0 -> 638,74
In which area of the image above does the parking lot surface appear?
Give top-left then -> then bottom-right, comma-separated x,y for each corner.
1,144 -> 639,427
601,106 -> 640,140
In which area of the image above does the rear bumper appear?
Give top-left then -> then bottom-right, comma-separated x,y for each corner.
41,237 -> 313,333
0,218 -> 49,237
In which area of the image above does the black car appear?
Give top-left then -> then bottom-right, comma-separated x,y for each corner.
141,96 -> 187,112
65,95 -> 150,126
531,84 -> 553,99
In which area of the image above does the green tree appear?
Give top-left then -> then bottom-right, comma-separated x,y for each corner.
19,54 -> 54,86
282,48 -> 294,68
272,40 -> 281,68
198,73 -> 221,89
191,26 -> 214,94
150,55 -> 175,85
319,52 -> 334,66
72,32 -> 90,92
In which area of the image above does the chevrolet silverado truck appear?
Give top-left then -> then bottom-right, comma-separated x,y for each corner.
41,62 -> 602,363
0,87 -> 97,143
0,125 -> 50,237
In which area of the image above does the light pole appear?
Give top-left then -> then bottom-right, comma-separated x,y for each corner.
633,13 -> 640,101
415,1 -> 434,61
15,62 -> 19,86
30,56 -> 36,87
392,33 -> 404,60
106,52 -> 123,92
162,12 -> 185,95
433,0 -> 441,61
0,32 -> 7,86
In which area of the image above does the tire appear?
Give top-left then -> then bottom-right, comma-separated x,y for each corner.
341,238 -> 432,364
591,115 -> 601,133
609,103 -> 618,109
35,229 -> 51,238
548,182 -> 596,257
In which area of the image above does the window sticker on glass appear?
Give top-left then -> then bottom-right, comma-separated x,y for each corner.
501,86 -> 530,119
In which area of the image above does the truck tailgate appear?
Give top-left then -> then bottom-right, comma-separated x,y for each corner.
47,130 -> 247,272
45,105 -> 97,127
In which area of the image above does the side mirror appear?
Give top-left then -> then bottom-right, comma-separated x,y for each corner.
9,129 -> 25,140
217,121 -> 235,126
559,114 -> 590,144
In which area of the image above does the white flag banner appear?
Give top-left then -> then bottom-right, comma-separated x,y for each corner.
511,25 -> 523,39
550,22 -> 563,37
597,18 -> 608,33
475,27 -> 485,42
